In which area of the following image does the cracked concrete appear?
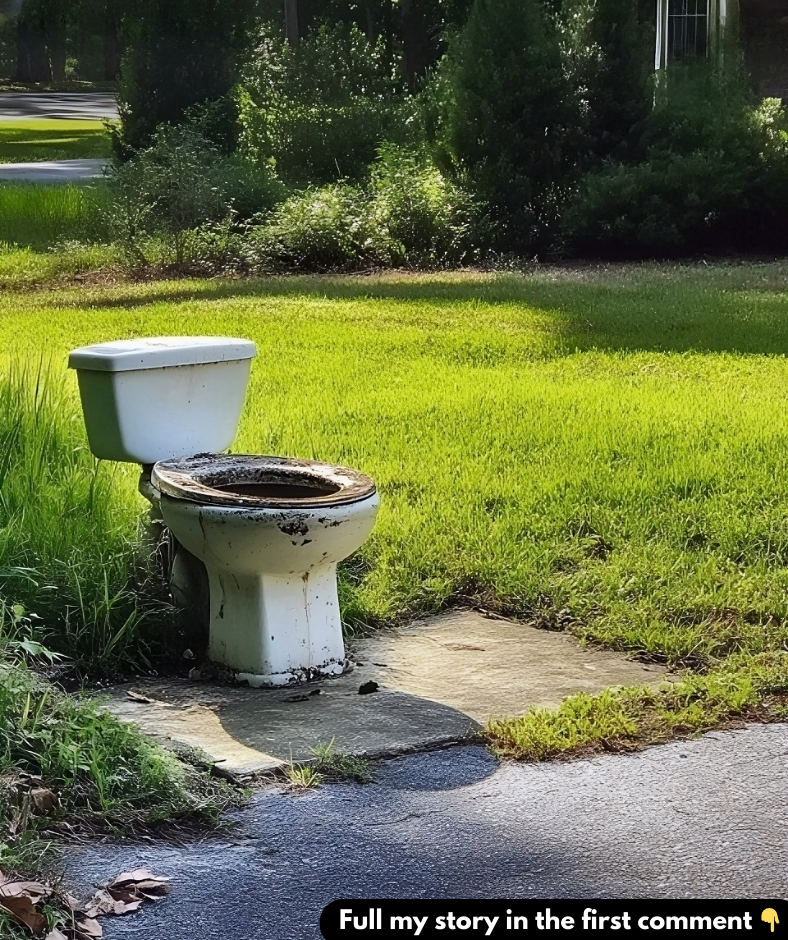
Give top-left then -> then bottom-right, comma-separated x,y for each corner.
102,612 -> 670,777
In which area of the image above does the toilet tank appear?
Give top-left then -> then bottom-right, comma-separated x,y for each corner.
68,337 -> 257,464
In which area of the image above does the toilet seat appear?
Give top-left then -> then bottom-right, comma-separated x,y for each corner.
151,454 -> 377,510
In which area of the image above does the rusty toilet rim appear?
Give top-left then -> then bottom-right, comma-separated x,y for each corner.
151,454 -> 377,510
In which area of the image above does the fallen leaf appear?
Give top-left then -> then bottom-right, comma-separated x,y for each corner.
31,787 -> 59,813
75,916 -> 103,939
45,931 -> 69,940
125,690 -> 173,707
0,880 -> 49,902
0,895 -> 48,933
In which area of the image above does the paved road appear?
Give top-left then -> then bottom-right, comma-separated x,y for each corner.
62,723 -> 788,939
0,158 -> 107,182
0,92 -> 117,121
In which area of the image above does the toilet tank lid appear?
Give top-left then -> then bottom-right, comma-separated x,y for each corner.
68,336 -> 257,372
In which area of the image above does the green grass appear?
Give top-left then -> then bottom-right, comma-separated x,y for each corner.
0,119 -> 112,163
0,183 -> 107,249
1,262 -> 788,760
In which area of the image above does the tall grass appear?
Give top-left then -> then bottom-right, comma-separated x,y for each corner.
0,361 -> 159,668
0,183 -> 106,249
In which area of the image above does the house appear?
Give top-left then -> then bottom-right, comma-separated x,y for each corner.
653,0 -> 788,97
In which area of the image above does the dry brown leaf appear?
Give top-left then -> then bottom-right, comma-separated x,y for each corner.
75,916 -> 103,939
31,787 -> 59,814
108,868 -> 163,886
83,888 -> 116,918
0,880 -> 50,902
125,691 -> 173,707
0,895 -> 48,933
45,930 -> 69,940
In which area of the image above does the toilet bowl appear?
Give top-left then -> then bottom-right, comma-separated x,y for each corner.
68,336 -> 380,687
151,454 -> 379,687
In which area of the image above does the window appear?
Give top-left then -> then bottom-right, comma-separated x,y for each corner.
668,0 -> 709,60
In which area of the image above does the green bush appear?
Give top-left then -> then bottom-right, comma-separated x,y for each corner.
370,145 -> 479,266
438,0 -> 577,250
252,183 -> 378,272
565,67 -> 788,255
239,22 -> 406,186
105,123 -> 283,266
250,147 -> 480,272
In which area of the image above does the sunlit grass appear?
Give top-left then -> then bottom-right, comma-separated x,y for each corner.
0,183 -> 107,249
0,118 -> 112,163
2,262 -> 788,756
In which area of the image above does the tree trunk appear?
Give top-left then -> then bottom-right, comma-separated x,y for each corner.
15,19 -> 34,83
398,0 -> 432,83
284,0 -> 299,45
104,4 -> 123,81
48,22 -> 66,83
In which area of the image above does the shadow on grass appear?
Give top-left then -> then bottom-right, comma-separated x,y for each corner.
69,262 -> 788,358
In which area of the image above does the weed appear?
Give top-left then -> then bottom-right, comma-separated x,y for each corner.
283,763 -> 323,791
312,738 -> 372,783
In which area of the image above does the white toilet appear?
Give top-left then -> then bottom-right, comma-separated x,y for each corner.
68,336 -> 379,687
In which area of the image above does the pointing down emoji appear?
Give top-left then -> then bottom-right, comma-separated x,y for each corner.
762,910 -> 779,933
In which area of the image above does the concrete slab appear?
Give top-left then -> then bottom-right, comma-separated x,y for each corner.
0,158 -> 107,182
102,613 -> 670,779
349,610 -> 670,723
104,673 -> 480,778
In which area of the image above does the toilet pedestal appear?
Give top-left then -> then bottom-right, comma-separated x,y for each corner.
206,566 -> 346,687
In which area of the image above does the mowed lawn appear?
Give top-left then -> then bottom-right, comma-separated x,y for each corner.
0,118 -> 112,162
2,263 -> 788,754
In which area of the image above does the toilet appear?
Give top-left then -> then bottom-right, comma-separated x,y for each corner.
68,336 -> 379,687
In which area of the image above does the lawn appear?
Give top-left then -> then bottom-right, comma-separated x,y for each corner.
0,118 -> 112,163
1,261 -> 788,758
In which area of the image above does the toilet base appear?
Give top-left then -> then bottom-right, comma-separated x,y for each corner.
206,564 -> 349,686
237,659 -> 348,689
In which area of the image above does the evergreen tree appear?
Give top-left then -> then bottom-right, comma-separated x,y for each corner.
441,0 -> 576,248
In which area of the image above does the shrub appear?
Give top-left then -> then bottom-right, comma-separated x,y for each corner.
564,66 -> 788,255
239,22 -> 406,186
559,0 -> 652,163
250,147 -> 480,272
438,0 -> 577,250
105,123 -> 283,266
252,184 -> 379,272
370,145 -> 479,266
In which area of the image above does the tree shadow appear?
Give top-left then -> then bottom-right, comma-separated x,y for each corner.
69,261 -> 788,358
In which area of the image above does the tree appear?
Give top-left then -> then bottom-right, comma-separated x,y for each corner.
116,0 -> 257,153
440,0 -> 576,247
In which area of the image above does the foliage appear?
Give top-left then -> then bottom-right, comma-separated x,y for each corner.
0,361 -> 161,670
239,21 -> 406,186
558,0 -> 652,163
251,145 -> 479,272
105,123 -> 283,266
565,67 -> 788,255
437,0 -> 577,250
115,0 -> 256,153
370,144 -> 479,266
254,182 -> 377,272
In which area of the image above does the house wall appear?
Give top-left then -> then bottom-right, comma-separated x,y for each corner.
740,0 -> 788,96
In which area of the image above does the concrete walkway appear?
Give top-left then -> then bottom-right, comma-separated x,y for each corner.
0,158 -> 107,182
0,92 -> 118,121
62,723 -> 788,937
